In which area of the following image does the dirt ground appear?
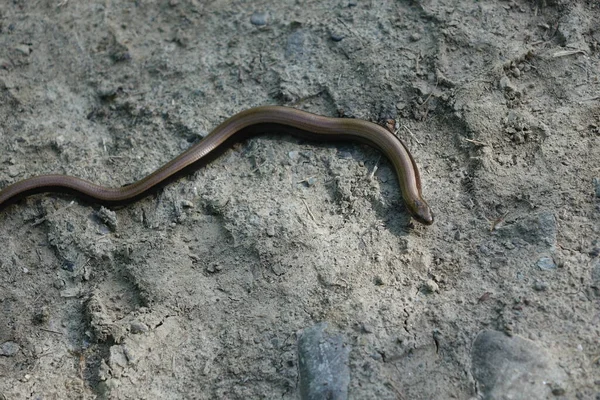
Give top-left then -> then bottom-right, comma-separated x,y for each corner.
0,0 -> 599,399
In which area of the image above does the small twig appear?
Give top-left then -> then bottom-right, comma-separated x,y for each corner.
400,125 -> 424,146
464,137 -> 490,147
579,95 -> 600,102
368,156 -> 381,180
302,199 -> 316,222
552,49 -> 587,58
250,160 -> 266,174
36,350 -> 57,358
40,327 -> 63,335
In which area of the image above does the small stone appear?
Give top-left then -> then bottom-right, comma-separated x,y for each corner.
409,32 -> 422,42
297,323 -> 350,400
330,32 -> 344,42
533,280 -> 547,291
421,279 -> 439,294
537,257 -> 556,270
109,346 -> 129,369
130,321 -> 149,334
0,341 -> 20,356
499,75 -> 516,92
181,200 -> 194,208
288,151 -> 300,161
362,323 -> 374,334
250,12 -> 267,26
513,132 -> 525,144
8,165 -> 20,177
550,384 -> 566,396
266,225 -> 275,237
373,276 -> 385,286
396,102 -> 407,110
14,44 -> 31,55
306,177 -> 317,186
206,263 -> 222,273
472,330 -> 568,399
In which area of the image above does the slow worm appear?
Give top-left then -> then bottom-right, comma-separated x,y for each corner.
0,106 -> 434,225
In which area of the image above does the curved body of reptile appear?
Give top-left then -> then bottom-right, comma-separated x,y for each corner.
0,106 -> 434,225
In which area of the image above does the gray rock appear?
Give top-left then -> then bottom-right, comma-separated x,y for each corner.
250,12 -> 267,26
130,321 -> 149,334
471,330 -> 568,400
499,75 -> 516,92
0,341 -> 20,356
537,257 -> 556,270
297,322 -> 350,400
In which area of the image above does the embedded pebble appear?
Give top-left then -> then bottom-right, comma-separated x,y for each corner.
181,200 -> 194,208
409,32 -> 422,42
8,165 -> 20,177
533,280 -> 548,291
537,257 -> 556,270
130,321 -> 149,334
250,12 -> 267,26
421,279 -> 439,294
206,263 -> 223,273
0,341 -> 20,356
396,101 -> 407,110
330,31 -> 344,42
297,323 -> 350,400
288,151 -> 301,161
14,44 -> 31,55
593,177 -> 600,198
499,75 -> 516,92
471,330 -> 568,399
